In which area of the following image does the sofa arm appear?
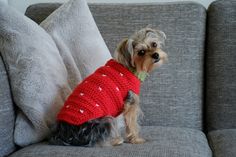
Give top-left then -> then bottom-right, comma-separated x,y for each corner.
206,0 -> 236,131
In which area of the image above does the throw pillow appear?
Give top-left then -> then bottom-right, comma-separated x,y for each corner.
0,0 -> 111,147
40,0 -> 111,89
0,2 -> 68,146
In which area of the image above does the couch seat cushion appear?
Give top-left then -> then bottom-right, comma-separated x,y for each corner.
208,129 -> 236,157
10,126 -> 212,157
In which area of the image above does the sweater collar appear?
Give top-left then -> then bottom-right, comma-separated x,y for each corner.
128,67 -> 149,82
106,59 -> 148,82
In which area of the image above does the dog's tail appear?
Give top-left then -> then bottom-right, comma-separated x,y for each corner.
49,117 -> 114,147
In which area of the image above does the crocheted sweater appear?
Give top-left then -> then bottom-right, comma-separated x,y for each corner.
57,59 -> 141,125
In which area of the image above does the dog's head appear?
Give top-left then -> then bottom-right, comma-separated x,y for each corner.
114,27 -> 167,74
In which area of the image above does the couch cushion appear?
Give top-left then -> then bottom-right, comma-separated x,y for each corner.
208,129 -> 236,157
25,3 -> 62,24
9,126 -> 212,157
0,56 -> 16,157
206,0 -> 236,131
91,3 -> 206,129
25,1 -> 206,130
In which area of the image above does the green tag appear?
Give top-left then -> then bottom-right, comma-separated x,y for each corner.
136,71 -> 149,82
129,67 -> 149,82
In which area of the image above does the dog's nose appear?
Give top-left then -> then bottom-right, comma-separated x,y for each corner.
152,53 -> 160,62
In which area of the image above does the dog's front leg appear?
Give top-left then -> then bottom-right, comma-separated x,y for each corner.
123,90 -> 145,144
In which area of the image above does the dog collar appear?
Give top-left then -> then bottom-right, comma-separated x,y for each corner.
128,67 -> 149,82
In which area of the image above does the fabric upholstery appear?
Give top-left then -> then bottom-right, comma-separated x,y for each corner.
25,3 -> 62,24
0,0 -> 111,147
0,56 -> 16,157
9,126 -> 212,157
90,3 -> 206,129
208,129 -> 236,157
25,2 -> 206,130
206,0 -> 236,131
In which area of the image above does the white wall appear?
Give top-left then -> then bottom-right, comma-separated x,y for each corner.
8,0 -> 216,13
0,0 -> 8,4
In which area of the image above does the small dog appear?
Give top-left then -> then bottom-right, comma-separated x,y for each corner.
50,27 -> 167,147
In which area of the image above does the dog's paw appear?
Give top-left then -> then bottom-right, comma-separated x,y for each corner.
111,137 -> 124,146
127,135 -> 146,144
130,137 -> 146,144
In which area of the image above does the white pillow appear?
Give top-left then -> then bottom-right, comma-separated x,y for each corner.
0,2 -> 69,146
40,0 -> 111,89
0,0 -> 111,146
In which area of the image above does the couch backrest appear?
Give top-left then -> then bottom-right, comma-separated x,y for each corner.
206,0 -> 236,132
0,55 -> 16,157
90,3 -> 206,130
26,2 -> 206,130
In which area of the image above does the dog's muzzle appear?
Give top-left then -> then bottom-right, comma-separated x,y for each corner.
152,53 -> 160,63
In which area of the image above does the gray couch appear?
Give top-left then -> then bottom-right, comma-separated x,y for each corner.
0,0 -> 235,157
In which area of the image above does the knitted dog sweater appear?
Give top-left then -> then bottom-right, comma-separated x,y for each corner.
57,59 -> 141,125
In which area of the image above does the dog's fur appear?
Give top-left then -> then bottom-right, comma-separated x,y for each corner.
50,27 -> 167,146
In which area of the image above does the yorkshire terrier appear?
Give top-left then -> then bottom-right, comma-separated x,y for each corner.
50,27 -> 168,147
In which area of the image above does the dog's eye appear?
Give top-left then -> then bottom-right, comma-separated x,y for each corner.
152,42 -> 157,48
138,50 -> 145,56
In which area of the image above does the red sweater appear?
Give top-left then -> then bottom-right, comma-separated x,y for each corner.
57,59 -> 141,125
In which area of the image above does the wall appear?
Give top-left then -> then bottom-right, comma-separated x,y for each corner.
0,0 -> 7,4
8,0 -> 216,13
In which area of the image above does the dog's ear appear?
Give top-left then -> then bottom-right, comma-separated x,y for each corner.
115,38 -> 135,67
157,30 -> 166,40
145,28 -> 166,47
127,39 -> 135,67
155,29 -> 166,46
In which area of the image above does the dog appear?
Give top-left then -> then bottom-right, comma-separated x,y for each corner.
49,27 -> 167,147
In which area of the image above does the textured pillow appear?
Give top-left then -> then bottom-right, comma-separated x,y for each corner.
0,0 -> 111,147
40,0 -> 111,89
0,2 -> 70,146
